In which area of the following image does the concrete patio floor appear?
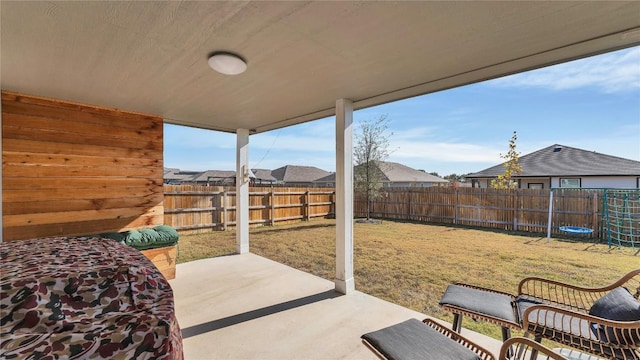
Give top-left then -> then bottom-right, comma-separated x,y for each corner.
169,253 -> 502,359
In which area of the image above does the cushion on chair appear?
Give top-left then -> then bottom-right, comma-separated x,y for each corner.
439,284 -> 517,324
588,287 -> 640,345
589,287 -> 640,322
361,318 -> 482,360
515,296 -> 545,324
525,307 -> 599,342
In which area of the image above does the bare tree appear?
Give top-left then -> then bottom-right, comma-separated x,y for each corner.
354,115 -> 392,219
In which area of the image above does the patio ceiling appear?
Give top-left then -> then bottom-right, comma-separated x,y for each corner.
2,1 -> 639,134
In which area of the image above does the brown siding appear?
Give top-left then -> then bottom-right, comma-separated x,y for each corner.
2,91 -> 164,241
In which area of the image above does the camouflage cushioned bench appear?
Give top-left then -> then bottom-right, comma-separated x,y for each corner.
0,236 -> 183,359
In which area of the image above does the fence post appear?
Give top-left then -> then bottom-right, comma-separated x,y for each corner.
513,190 -> 519,231
330,192 -> 335,218
270,187 -> 275,226
407,188 -> 412,221
546,189 -> 554,242
223,191 -> 228,231
477,188 -> 481,224
591,192 -> 598,239
305,190 -> 311,221
454,189 -> 458,225
212,194 -> 219,230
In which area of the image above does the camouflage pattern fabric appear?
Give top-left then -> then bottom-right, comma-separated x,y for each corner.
0,237 -> 183,359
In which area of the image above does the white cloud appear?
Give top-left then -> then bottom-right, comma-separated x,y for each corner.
393,126 -> 438,140
390,140 -> 502,163
490,47 -> 640,93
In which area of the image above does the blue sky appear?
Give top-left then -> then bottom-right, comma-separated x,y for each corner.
164,47 -> 640,177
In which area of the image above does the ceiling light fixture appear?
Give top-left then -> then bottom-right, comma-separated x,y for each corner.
208,52 -> 247,75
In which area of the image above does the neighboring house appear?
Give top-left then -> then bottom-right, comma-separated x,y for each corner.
467,144 -> 640,189
163,168 -> 201,185
252,169 -> 278,185
271,165 -> 332,186
313,173 -> 337,187
362,161 -> 449,187
313,161 -> 449,188
163,168 -> 180,184
163,168 -> 256,185
190,170 -> 238,185
450,181 -> 473,188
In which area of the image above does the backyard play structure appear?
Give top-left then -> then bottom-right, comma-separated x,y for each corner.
547,188 -> 640,248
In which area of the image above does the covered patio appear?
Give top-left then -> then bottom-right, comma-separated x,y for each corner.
2,2 -> 640,359
170,252 -> 502,359
3,0 -> 639,293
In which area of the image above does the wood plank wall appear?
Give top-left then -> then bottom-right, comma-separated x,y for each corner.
2,91 -> 164,241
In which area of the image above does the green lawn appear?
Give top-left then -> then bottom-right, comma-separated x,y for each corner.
176,219 -> 639,340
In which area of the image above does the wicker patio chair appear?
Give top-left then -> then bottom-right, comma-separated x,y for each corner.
361,318 -> 496,360
499,337 -> 568,360
519,269 -> 640,360
440,270 -> 640,360
517,269 -> 639,313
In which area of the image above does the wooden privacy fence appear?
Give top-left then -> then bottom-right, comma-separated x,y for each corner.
354,187 -> 602,237
164,185 -> 610,239
163,185 -> 334,234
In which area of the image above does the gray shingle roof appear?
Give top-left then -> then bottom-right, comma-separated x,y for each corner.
372,161 -> 449,183
313,173 -> 336,183
467,144 -> 640,178
164,167 -> 180,175
163,168 -> 200,181
313,161 -> 448,184
164,168 -> 260,183
271,165 -> 331,183
189,170 -> 237,182
252,168 -> 277,182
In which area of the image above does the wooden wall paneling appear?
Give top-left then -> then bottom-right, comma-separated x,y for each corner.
3,177 -> 161,190
4,195 -> 161,215
3,138 -> 162,159
2,91 -> 164,241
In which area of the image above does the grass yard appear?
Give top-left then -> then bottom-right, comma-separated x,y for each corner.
176,219 -> 639,340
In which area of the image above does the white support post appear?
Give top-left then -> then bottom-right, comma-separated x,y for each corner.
0,98 -> 3,243
236,128 -> 250,254
547,189 -> 554,243
0,101 -> 4,243
335,99 -> 355,294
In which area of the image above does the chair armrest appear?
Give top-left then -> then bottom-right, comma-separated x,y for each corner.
517,270 -> 640,311
522,304 -> 640,359
454,283 -> 516,299
499,337 -> 567,360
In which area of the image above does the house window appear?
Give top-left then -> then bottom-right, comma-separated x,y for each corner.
560,178 -> 581,188
528,183 -> 543,189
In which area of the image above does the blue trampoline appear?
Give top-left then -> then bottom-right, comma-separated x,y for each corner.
559,226 -> 593,235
